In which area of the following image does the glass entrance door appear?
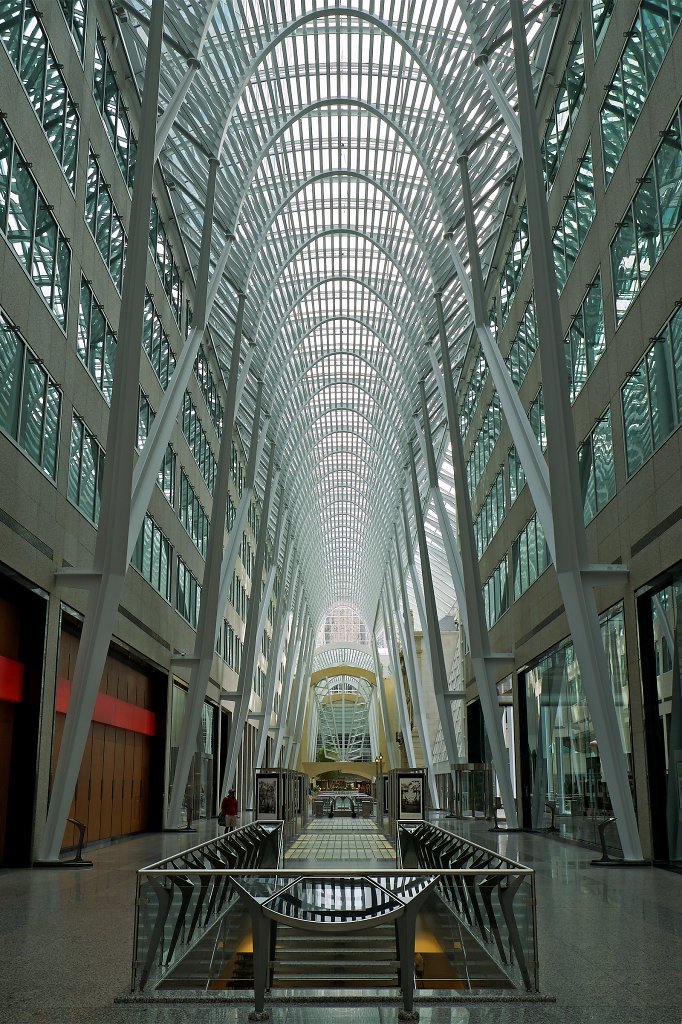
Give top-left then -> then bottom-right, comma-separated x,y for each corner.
640,574 -> 682,865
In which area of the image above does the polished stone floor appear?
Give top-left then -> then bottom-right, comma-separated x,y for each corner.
1,814 -> 680,1024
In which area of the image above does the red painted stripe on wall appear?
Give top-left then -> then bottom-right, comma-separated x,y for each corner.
56,678 -> 156,736
0,655 -> 24,703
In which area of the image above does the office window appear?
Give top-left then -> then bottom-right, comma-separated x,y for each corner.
506,294 -> 536,390
512,513 -> 551,602
529,389 -> 547,451
499,202 -> 529,329
0,0 -> 79,188
467,394 -> 502,497
578,407 -> 616,524
68,412 -> 103,524
142,291 -> 176,389
591,0 -> 613,53
176,556 -> 201,628
181,391 -> 217,494
552,143 -> 595,292
459,348 -> 488,438
58,0 -> 86,60
0,308 -> 60,480
92,26 -> 137,190
541,21 -> 585,192
564,271 -> 605,403
622,308 -> 682,476
508,446 -> 526,505
483,556 -> 509,629
131,514 -> 172,601
600,1 -> 681,184
85,149 -> 127,293
159,444 -> 176,507
149,196 -> 182,327
78,278 -> 116,400
194,345 -> 223,436
474,467 -> 505,557
611,104 -> 682,323
0,121 -> 70,326
179,470 -> 210,557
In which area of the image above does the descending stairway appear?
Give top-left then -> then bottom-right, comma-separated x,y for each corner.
271,922 -> 400,988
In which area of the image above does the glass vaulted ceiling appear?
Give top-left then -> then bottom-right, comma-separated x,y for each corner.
118,0 -> 556,634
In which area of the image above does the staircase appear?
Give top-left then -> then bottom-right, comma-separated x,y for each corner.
271,922 -> 400,988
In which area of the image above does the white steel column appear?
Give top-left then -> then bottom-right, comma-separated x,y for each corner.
253,524 -> 295,770
271,591 -> 305,765
407,442 -> 462,778
289,624 -> 315,769
417,381 -> 469,642
220,441 -> 277,799
381,590 -> 416,767
284,619 -> 313,769
39,0 -> 166,863
166,289 -> 245,826
393,522 -> 438,805
370,630 -> 398,767
435,293 -> 518,828
215,383 -> 266,620
509,0 -> 641,859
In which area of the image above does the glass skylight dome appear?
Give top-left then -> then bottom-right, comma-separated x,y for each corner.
117,0 -> 556,635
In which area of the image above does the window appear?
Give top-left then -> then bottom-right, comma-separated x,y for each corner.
0,0 -> 79,188
622,307 -> 682,476
78,278 -> 116,400
508,446 -> 525,505
459,347 -> 488,438
0,307 -> 60,480
179,470 -> 210,557
85,149 -> 127,292
483,556 -> 509,629
512,513 -> 551,601
176,556 -> 201,628
131,514 -> 172,601
0,119 -> 70,326
591,0 -> 613,54
529,389 -> 546,451
611,104 -> 682,323
149,196 -> 182,327
68,412 -> 104,524
600,1 -> 681,184
564,271 -> 605,403
541,22 -> 585,192
181,391 -> 217,494
194,346 -> 224,436
506,295 -> 536,390
143,291 -> 176,389
499,203 -> 529,329
552,143 -> 595,291
159,445 -> 176,507
58,0 -> 87,60
474,467 -> 505,557
578,407 -> 616,524
466,394 -> 502,497
92,26 -> 136,190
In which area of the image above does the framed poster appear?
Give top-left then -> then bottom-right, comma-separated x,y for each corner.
398,775 -> 423,820
256,773 -> 279,820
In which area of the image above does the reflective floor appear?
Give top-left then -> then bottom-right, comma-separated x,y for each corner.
1,814 -> 681,1024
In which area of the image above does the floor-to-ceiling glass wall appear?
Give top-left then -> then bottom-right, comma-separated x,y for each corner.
521,604 -> 632,853
168,680 -> 215,824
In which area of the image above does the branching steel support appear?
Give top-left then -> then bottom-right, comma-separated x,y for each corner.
394,520 -> 438,805
509,0 -> 641,858
166,291 -> 246,826
381,589 -> 416,767
39,1 -> 166,863
283,615 -> 312,768
220,442 -> 277,799
407,443 -> 462,780
435,293 -> 518,828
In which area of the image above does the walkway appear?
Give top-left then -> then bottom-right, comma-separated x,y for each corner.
0,815 -> 680,1023
285,816 -> 395,866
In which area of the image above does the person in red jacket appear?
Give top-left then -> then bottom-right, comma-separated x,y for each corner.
223,789 -> 238,832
